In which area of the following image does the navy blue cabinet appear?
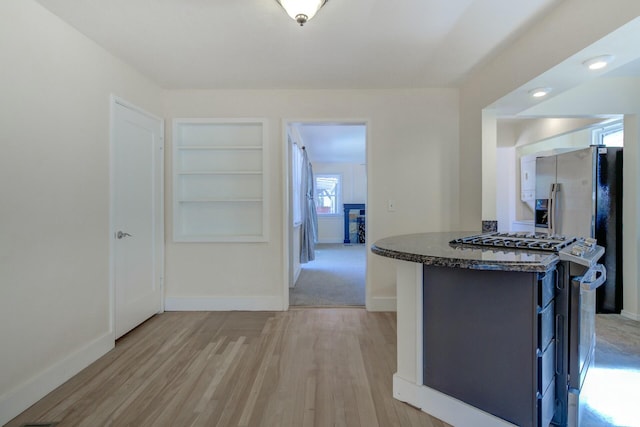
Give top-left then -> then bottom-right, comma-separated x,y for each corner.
343,204 -> 365,244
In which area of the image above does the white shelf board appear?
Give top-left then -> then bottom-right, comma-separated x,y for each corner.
178,198 -> 263,203
176,170 -> 262,175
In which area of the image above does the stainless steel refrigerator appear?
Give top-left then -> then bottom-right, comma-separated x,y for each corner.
535,145 -> 623,313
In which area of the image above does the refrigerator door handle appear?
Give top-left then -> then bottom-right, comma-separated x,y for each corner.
547,184 -> 556,236
548,183 -> 555,235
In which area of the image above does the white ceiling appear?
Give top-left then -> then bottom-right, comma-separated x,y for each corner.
488,16 -> 640,117
294,123 -> 366,164
35,0 -> 561,90
39,0 -> 639,162
35,0 -> 566,163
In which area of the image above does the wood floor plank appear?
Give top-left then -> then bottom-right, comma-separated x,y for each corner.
6,308 -> 451,427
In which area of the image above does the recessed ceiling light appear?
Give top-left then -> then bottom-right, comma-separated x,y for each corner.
277,0 -> 328,26
583,55 -> 615,71
529,87 -> 552,98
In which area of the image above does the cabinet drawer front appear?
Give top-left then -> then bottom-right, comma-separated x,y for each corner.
538,377 -> 556,427
538,271 -> 556,309
538,340 -> 556,394
538,301 -> 555,351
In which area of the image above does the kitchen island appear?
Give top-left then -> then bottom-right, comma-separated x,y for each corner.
371,232 -> 564,427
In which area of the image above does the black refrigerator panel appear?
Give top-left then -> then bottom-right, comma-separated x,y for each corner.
535,146 -> 624,313
535,199 -> 549,229
595,147 -> 623,313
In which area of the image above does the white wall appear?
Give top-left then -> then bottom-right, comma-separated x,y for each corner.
495,122 -> 519,231
513,118 -> 606,149
163,89 -> 460,312
316,215 -> 344,244
518,128 -> 592,156
482,110 -> 498,223
0,0 -> 163,423
495,146 -> 517,232
313,162 -> 366,243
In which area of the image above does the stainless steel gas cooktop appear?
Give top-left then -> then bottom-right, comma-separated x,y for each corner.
450,232 -> 577,252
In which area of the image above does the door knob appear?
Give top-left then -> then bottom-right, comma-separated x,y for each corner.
116,231 -> 133,239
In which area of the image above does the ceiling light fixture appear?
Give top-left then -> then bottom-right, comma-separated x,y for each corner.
529,87 -> 552,98
277,0 -> 328,26
583,55 -> 615,71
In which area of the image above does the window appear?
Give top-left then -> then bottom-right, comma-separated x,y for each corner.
593,121 -> 623,147
602,129 -> 624,147
315,174 -> 341,215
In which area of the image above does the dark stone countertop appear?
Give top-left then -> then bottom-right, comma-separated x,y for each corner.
371,231 -> 558,272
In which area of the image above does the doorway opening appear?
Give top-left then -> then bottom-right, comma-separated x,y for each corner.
285,121 -> 367,307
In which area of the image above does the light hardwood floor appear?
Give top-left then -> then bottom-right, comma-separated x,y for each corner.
6,309 -> 450,427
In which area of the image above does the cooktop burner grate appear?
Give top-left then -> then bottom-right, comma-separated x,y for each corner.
450,232 -> 577,252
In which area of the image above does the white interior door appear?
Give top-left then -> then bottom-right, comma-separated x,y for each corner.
112,99 -> 164,339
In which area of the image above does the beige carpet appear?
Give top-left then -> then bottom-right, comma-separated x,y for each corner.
290,243 -> 365,306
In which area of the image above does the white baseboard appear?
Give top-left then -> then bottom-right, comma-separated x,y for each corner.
621,309 -> 640,321
316,238 -> 343,244
165,296 -> 283,311
393,375 -> 516,427
367,296 -> 397,312
0,332 -> 114,426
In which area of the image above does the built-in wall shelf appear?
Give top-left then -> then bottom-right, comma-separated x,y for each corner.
173,118 -> 268,242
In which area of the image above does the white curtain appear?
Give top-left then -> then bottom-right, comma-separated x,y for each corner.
300,147 -> 317,263
292,142 -> 303,226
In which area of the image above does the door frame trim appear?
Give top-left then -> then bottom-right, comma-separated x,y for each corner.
109,95 -> 165,339
281,118 -> 370,310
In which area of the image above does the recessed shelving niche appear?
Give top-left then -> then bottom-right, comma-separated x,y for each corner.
173,119 -> 268,242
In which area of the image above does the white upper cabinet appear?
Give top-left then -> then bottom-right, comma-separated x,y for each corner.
520,156 -> 536,202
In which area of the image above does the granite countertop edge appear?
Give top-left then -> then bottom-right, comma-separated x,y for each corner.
371,232 -> 558,273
